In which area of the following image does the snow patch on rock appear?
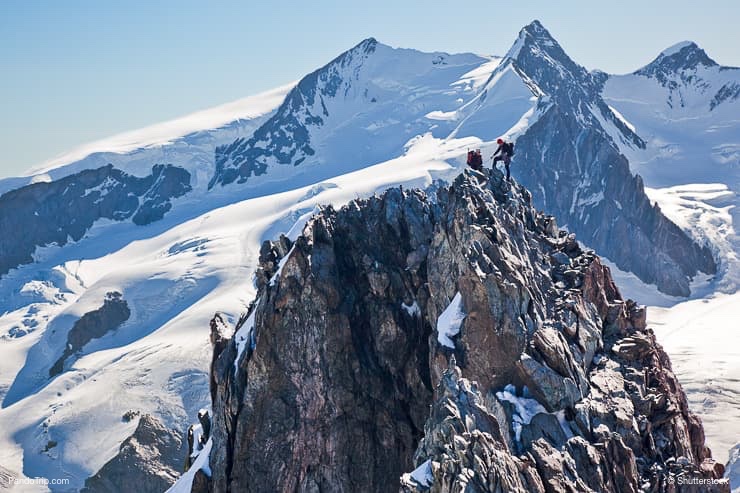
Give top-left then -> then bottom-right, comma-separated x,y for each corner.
436,292 -> 465,348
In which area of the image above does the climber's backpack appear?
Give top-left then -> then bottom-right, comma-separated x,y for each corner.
506,142 -> 515,156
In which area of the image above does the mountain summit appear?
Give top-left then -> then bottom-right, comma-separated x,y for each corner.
637,40 -> 719,77
507,20 -> 595,94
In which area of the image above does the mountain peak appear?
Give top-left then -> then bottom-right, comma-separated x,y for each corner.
637,40 -> 718,76
355,37 -> 379,52
660,40 -> 717,66
504,20 -> 595,97
521,19 -> 550,39
507,20 -> 561,59
661,40 -> 697,57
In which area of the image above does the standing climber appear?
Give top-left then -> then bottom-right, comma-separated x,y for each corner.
492,138 -> 515,181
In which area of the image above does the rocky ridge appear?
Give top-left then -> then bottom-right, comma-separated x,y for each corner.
182,168 -> 726,492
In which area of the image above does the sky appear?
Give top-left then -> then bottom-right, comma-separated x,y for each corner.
2,0 -> 739,178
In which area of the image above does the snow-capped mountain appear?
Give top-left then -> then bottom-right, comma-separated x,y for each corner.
604,40 -> 740,192
0,164 -> 192,279
633,41 -> 739,112
478,21 -> 715,297
0,23 -> 714,297
602,40 -> 740,469
210,38 -> 490,187
0,20 -> 737,491
10,83 -> 295,194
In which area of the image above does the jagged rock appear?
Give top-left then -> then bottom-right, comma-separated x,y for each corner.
82,414 -> 186,493
197,410 -> 211,443
516,354 -> 582,411
200,169 -> 726,493
550,251 -> 570,266
521,413 -> 567,451
184,409 -> 211,471
208,314 -> 232,406
612,333 -> 654,360
529,438 -> 595,492
185,410 -> 212,472
532,326 -> 589,396
401,361 -> 545,493
254,235 -> 294,290
564,437 -> 608,491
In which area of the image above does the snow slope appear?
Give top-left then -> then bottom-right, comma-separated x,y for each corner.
650,293 -> 740,465
0,83 -> 295,196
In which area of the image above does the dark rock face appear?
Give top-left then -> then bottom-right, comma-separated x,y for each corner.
209,184 -> 436,492
509,21 -> 645,149
515,105 -> 715,296
0,163 -> 191,278
710,81 -> 740,110
507,21 -> 716,296
82,414 -> 186,493
199,169 -> 725,492
49,291 -> 130,377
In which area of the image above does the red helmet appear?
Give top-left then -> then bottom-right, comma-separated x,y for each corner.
497,138 -> 504,144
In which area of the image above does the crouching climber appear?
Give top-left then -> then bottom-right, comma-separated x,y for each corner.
466,149 -> 484,171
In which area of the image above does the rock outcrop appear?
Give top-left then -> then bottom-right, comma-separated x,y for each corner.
0,163 -> 191,278
49,291 -> 130,377
192,168 -> 726,492
82,414 -> 185,493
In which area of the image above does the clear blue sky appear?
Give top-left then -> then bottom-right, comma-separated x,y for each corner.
2,0 -> 739,178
